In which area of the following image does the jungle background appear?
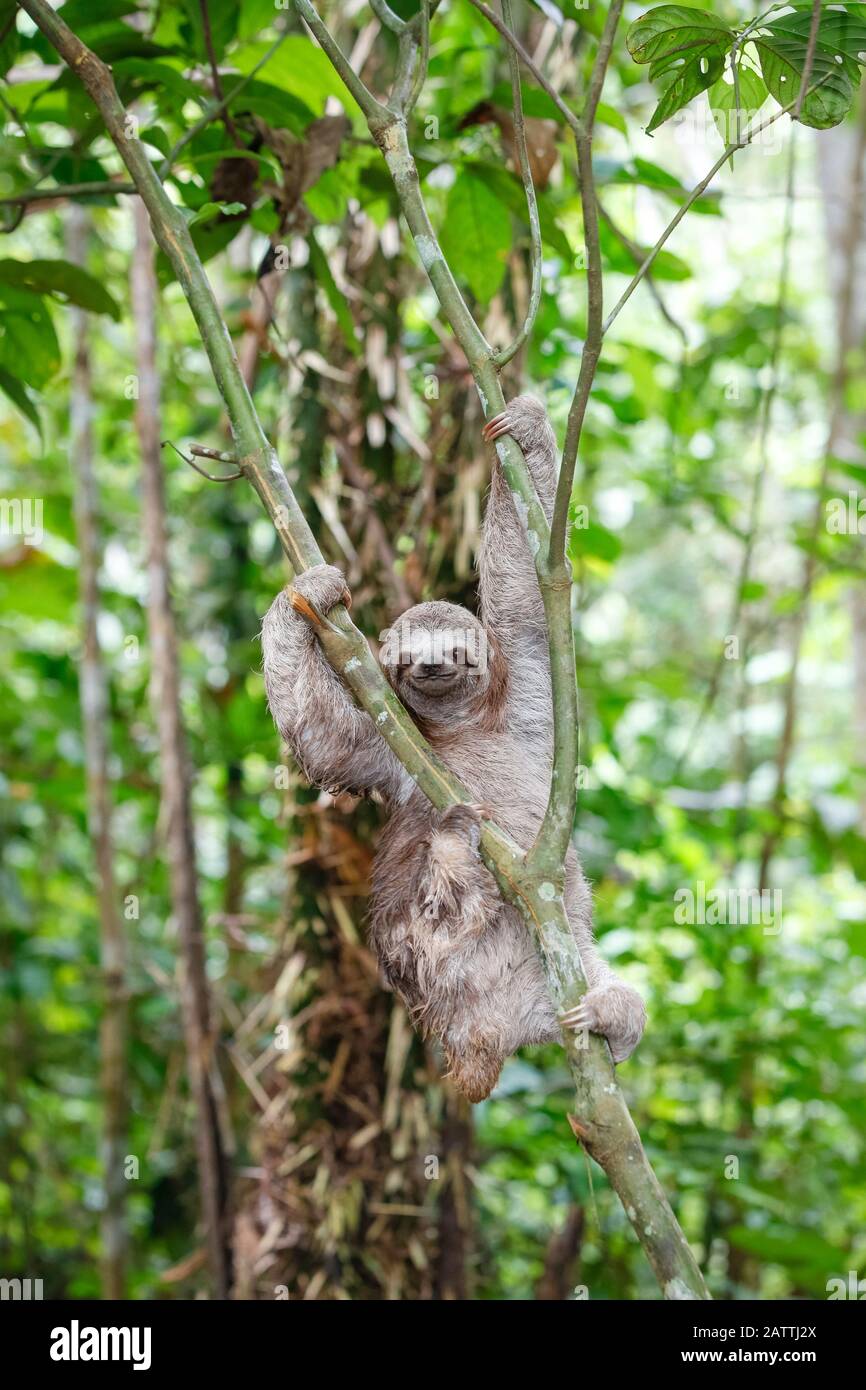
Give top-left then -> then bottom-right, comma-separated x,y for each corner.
1,0 -> 865,1301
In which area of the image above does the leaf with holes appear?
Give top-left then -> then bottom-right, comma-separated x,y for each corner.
766,4 -> 866,63
753,5 -> 866,129
627,6 -> 735,133
708,67 -> 768,146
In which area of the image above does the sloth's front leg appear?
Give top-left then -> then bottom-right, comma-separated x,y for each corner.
559,980 -> 647,1065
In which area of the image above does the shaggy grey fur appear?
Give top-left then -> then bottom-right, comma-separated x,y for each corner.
261,396 -> 646,1101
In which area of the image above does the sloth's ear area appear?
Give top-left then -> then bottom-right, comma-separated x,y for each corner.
377,624 -> 402,675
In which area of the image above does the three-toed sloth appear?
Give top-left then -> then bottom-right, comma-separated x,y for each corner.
261,396 -> 645,1101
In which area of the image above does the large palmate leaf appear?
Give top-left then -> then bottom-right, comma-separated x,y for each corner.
754,3 -> 866,129
627,5 -> 735,132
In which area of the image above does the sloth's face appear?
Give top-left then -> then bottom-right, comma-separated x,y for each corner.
379,603 -> 489,713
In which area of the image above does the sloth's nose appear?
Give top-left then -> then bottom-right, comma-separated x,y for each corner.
420,662 -> 441,677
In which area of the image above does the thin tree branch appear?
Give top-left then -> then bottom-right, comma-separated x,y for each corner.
132,196 -> 234,1297
758,84 -> 866,888
583,0 -> 623,134
0,179 -> 136,206
525,3 -> 624,883
491,0 -> 542,369
547,1 -> 623,570
675,134 -> 799,776
731,48 -> 744,149
405,0 -> 430,118
467,0 -> 582,136
794,0 -> 823,122
369,0 -> 405,35
603,74 -> 836,336
597,201 -> 688,343
158,25 -> 292,179
163,440 -> 244,481
67,204 -> 128,1299
295,0 -> 388,122
197,0 -> 239,143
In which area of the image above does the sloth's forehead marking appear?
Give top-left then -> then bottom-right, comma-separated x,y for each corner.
381,624 -> 477,664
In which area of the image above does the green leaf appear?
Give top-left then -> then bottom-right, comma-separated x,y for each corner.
0,0 -> 19,78
489,81 -> 567,124
439,173 -> 510,304
308,233 -> 361,356
0,259 -> 121,320
249,203 -> 280,235
0,287 -> 60,388
727,1225 -> 845,1278
465,161 -> 573,259
753,7 -> 866,130
188,201 -> 247,226
708,67 -> 768,146
0,365 -> 41,433
177,0 -> 237,66
595,102 -> 628,135
568,517 -> 622,563
220,79 -> 315,135
594,156 -> 722,214
626,5 -> 734,132
40,21 -> 174,65
111,57 -> 197,102
229,37 -> 362,122
48,0 -> 139,27
765,4 -> 866,63
599,221 -> 692,282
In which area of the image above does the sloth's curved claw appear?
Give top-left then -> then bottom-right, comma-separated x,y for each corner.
559,1005 -> 588,1031
482,411 -> 512,444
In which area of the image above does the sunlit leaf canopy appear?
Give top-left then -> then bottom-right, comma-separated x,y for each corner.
0,0 -> 865,1300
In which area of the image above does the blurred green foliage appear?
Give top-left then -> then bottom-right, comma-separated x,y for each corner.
1,0 -> 865,1300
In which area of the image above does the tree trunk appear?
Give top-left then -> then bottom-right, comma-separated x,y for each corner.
817,108 -> 866,836
67,204 -> 127,1300
130,196 -> 233,1298
434,1092 -> 474,1300
535,1205 -> 585,1301
230,250 -> 462,1300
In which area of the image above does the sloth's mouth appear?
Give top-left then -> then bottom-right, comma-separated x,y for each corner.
407,665 -> 462,690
